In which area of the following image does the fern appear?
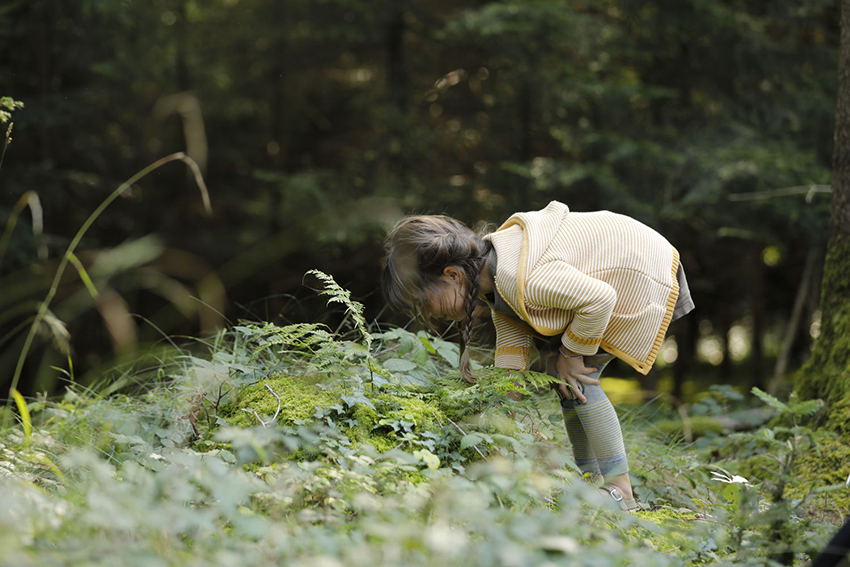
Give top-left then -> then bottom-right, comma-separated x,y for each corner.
752,387 -> 824,421
475,367 -> 561,395
307,269 -> 372,350
236,322 -> 334,354
751,387 -> 791,413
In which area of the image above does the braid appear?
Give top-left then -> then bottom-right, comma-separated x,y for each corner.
459,243 -> 490,383
382,214 -> 494,384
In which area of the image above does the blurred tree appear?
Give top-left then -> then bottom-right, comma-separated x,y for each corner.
0,0 -> 840,396
797,0 -> 850,428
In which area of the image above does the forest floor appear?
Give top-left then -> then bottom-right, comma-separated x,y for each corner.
1,278 -> 847,566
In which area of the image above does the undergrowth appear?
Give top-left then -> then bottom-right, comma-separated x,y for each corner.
0,271 -> 844,566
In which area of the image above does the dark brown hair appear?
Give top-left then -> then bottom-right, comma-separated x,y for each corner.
382,215 -> 491,383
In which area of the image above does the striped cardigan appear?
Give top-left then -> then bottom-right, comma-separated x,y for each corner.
485,201 -> 679,375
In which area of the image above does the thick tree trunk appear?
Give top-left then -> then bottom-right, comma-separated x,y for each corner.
796,0 -> 850,430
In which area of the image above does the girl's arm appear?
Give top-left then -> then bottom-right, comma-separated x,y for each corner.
525,260 -> 617,355
492,311 -> 533,370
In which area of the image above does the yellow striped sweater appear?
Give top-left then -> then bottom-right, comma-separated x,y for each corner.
484,201 -> 679,375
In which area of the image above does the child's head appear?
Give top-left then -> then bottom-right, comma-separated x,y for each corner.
382,215 -> 490,383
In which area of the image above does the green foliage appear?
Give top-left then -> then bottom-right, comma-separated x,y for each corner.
0,311 -> 709,565
651,415 -> 726,440
0,96 -> 23,124
705,387 -> 832,564
1,275 -> 845,565
307,269 -> 372,350
0,0 -> 838,401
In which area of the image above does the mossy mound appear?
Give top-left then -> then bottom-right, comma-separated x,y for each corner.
825,395 -> 850,437
344,393 -> 448,452
786,430 -> 850,523
226,375 -> 338,427
375,393 -> 446,429
634,507 -> 710,554
225,376 -> 453,456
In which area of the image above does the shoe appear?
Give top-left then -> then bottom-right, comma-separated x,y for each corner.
600,483 -> 639,512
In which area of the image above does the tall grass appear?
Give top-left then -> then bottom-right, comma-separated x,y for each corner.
4,152 -> 212,420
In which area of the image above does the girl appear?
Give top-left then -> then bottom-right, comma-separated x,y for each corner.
382,200 -> 694,511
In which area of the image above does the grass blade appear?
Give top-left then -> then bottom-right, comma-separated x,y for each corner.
6,152 -> 211,417
68,252 -> 99,299
11,388 -> 31,449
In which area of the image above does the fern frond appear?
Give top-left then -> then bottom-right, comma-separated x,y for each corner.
243,322 -> 334,353
789,398 -> 824,417
307,269 -> 372,350
751,387 -> 790,413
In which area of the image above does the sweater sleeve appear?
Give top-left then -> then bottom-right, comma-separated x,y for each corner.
525,260 -> 617,355
492,310 -> 533,370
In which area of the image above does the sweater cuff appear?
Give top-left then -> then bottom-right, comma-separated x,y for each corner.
495,346 -> 530,370
561,327 -> 602,355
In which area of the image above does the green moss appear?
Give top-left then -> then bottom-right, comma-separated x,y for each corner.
825,395 -> 850,437
651,416 -> 725,440
632,508 -> 713,555
376,393 -> 446,429
346,404 -> 379,442
343,404 -> 400,452
359,434 -> 398,452
345,394 -> 447,454
383,468 -> 428,485
786,430 -> 850,523
226,374 -> 337,427
797,236 -> 850,412
467,410 -> 520,435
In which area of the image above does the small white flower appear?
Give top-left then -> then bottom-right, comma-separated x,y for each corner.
710,470 -> 751,485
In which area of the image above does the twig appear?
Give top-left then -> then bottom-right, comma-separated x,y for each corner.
250,409 -> 265,426
728,184 -> 831,202
445,414 -> 488,461
244,384 -> 282,428
264,384 -> 282,424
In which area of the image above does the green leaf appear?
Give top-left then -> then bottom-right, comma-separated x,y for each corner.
383,358 -> 418,372
11,388 -> 31,449
751,387 -> 789,413
419,335 -> 437,354
789,398 -> 824,416
720,482 -> 742,504
460,432 -> 489,450
341,392 -> 376,411
413,449 -> 440,470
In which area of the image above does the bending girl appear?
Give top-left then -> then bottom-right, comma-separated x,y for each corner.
382,200 -> 694,511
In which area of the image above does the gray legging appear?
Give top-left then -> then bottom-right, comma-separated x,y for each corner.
547,352 -> 629,478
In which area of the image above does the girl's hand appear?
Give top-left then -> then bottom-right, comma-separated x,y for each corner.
555,351 -> 600,404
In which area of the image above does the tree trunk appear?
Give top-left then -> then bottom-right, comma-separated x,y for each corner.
749,243 -> 766,390
672,314 -> 698,402
718,303 -> 733,383
769,247 -> 819,395
796,0 -> 850,432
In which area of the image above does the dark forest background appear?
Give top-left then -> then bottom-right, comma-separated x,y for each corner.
0,0 -> 840,399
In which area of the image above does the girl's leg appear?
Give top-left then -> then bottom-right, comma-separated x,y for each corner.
560,353 -> 634,500
561,405 -> 602,477
546,352 -> 601,476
